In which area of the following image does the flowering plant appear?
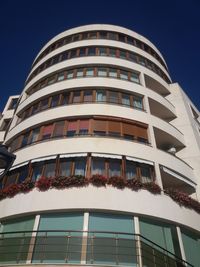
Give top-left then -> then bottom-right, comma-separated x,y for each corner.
36,177 -> 52,191
19,180 -> 35,193
108,176 -> 126,189
90,174 -> 107,187
126,178 -> 143,191
143,182 -> 161,194
1,184 -> 21,198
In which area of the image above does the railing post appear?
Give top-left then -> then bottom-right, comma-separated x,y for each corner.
26,214 -> 40,264
81,212 -> 89,264
176,226 -> 187,266
134,217 -> 143,267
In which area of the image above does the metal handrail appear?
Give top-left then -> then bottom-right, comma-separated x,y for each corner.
0,230 -> 193,266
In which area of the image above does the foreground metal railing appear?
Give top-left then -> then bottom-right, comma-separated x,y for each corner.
0,230 -> 193,267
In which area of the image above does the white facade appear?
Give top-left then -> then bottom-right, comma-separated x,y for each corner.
0,24 -> 200,267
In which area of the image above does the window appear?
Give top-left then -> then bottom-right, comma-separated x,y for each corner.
47,75 -> 56,85
129,53 -> 138,63
140,164 -> 152,183
86,68 -> 94,76
29,128 -> 40,143
76,68 -> 84,77
118,34 -> 126,42
109,48 -> 116,57
108,121 -> 121,136
122,94 -> 130,106
67,121 -> 77,136
98,47 -> 107,56
61,93 -> 70,105
59,159 -> 71,177
92,157 -> 105,175
79,48 -> 85,57
126,161 -> 137,180
18,168 -> 28,183
109,159 -> 121,177
53,121 -> 65,137
138,57 -> 146,66
88,47 -> 96,56
108,32 -> 118,40
99,31 -> 108,39
32,103 -> 40,115
5,172 -> 18,187
83,90 -> 93,102
40,98 -> 49,111
74,157 -> 86,176
73,91 -> 81,103
41,124 -> 54,140
109,68 -> 118,78
70,49 -> 77,58
122,123 -> 135,140
96,90 -> 106,102
120,70 -> 128,80
88,32 -> 97,39
108,91 -> 119,103
79,120 -> 89,135
130,73 -> 140,83
97,68 -> 107,77
93,120 -> 107,135
8,98 -> 18,110
21,132 -> 30,147
32,162 -> 43,181
67,70 -> 74,79
119,50 -> 127,59
51,95 -> 60,107
43,161 -> 56,178
57,72 -> 65,81
133,96 -> 143,109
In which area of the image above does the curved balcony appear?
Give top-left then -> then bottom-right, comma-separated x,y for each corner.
0,230 -> 191,266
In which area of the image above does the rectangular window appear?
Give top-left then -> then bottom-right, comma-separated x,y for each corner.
129,53 -> 138,63
21,132 -> 30,147
109,68 -> 118,78
4,172 -> 18,187
130,73 -> 140,83
87,47 -> 96,56
67,121 -> 77,136
40,98 -> 49,111
138,57 -> 146,66
96,90 -> 106,102
51,95 -> 60,107
120,70 -> 128,80
93,120 -> 107,135
70,49 -> 77,58
140,164 -> 152,183
86,68 -> 94,77
47,75 -> 56,85
88,32 -> 97,39
29,128 -> 40,143
53,121 -> 65,137
43,161 -> 56,178
79,48 -> 86,57
74,157 -> 86,176
97,68 -> 107,77
109,159 -> 121,177
8,98 -> 18,110
135,125 -> 148,142
122,123 -> 135,140
108,32 -> 118,40
118,34 -> 126,42
59,159 -> 71,177
18,168 -> 28,183
61,92 -> 70,105
98,47 -> 107,56
32,103 -> 40,115
83,90 -> 93,102
122,94 -> 130,106
119,50 -> 127,59
41,124 -> 54,140
72,91 -> 81,103
92,157 -> 105,175
32,162 -> 43,181
133,96 -> 143,109
79,120 -> 89,135
108,91 -> 119,103
109,48 -> 116,57
67,70 -> 74,79
57,72 -> 65,81
99,31 -> 108,39
126,161 -> 137,180
76,68 -> 84,77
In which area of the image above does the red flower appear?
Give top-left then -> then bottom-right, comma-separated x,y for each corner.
126,178 -> 143,191
143,182 -> 161,194
108,176 -> 126,189
36,177 -> 52,191
90,174 -> 107,187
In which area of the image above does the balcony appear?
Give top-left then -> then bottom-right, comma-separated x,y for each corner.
0,230 -> 191,267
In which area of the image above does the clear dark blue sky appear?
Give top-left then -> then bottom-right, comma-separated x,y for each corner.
0,0 -> 200,111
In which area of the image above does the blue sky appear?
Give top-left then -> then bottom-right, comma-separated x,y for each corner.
0,0 -> 200,111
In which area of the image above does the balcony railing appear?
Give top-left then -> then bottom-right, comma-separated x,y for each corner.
0,230 -> 192,266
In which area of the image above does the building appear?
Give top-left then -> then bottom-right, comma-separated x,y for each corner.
0,24 -> 200,267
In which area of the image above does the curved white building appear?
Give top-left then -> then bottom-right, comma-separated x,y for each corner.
0,24 -> 200,267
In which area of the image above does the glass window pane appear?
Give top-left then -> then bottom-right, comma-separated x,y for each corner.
59,159 -> 71,177
140,164 -> 152,183
109,68 -> 117,78
79,48 -> 85,57
108,91 -> 118,103
42,124 -> 54,140
126,161 -> 137,180
70,49 -> 77,58
47,75 -> 56,85
61,93 -> 70,105
73,91 -> 81,103
87,47 -> 96,56
53,121 -> 65,137
109,159 -> 121,177
96,90 -> 106,102
120,70 -> 128,80
99,31 -> 108,39
99,47 -> 107,56
5,172 -> 18,187
67,70 -> 74,79
43,161 -> 56,178
119,50 -> 127,59
76,68 -> 84,77
138,57 -> 146,66
133,97 -> 143,109
32,162 -> 43,181
86,68 -> 94,77
79,120 -> 89,135
40,98 -> 49,110
92,158 -> 105,175
21,132 -> 30,147
29,128 -> 40,143
109,48 -> 116,57
130,73 -> 140,83
74,158 -> 86,176
67,121 -> 77,137
122,94 -> 130,106
83,90 -> 93,102
51,95 -> 60,107
108,32 -> 118,40
129,53 -> 138,63
57,72 -> 65,81
97,68 -> 107,77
